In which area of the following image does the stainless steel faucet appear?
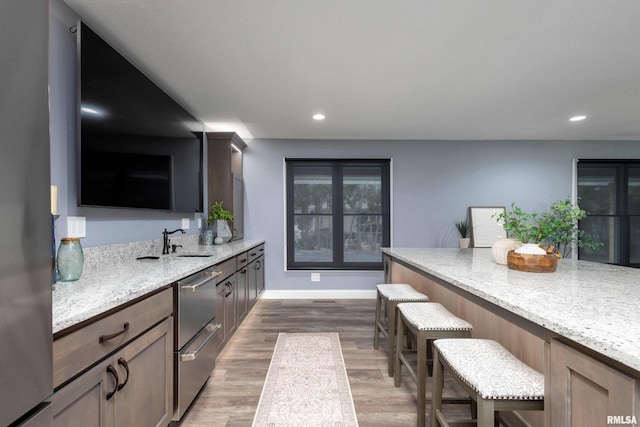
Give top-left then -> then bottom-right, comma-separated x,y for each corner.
162,228 -> 185,255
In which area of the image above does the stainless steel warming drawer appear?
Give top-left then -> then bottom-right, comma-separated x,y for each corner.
173,266 -> 222,421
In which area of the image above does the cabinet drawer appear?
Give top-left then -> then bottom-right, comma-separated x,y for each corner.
216,256 -> 236,281
248,244 -> 265,263
53,287 -> 173,389
236,251 -> 249,270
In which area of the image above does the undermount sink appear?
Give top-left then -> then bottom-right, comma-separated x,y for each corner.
177,254 -> 213,258
136,256 -> 160,261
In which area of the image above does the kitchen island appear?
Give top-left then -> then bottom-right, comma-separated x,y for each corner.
382,248 -> 640,426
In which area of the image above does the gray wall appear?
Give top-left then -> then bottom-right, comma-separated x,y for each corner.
243,139 -> 640,291
51,0 -> 640,291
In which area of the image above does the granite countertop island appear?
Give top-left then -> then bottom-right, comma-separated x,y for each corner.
53,239 -> 264,336
382,247 -> 640,372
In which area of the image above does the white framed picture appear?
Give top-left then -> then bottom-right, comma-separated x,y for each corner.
468,206 -> 506,247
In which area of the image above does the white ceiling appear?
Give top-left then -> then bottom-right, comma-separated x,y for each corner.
63,0 -> 640,141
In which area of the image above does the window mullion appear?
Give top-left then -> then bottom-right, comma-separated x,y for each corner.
334,163 -> 344,266
619,166 -> 630,265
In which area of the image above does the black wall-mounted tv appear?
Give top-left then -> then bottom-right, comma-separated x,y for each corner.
78,21 -> 203,213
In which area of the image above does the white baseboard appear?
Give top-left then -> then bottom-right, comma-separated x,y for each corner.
260,289 -> 376,299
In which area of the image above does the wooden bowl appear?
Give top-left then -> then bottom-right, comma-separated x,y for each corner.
507,250 -> 557,273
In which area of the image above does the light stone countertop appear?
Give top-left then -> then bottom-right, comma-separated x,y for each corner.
53,239 -> 265,335
382,247 -> 640,372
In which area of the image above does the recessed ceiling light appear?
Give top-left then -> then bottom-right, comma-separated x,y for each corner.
569,115 -> 587,122
313,114 -> 325,121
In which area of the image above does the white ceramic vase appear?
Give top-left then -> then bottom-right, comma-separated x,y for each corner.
214,220 -> 232,243
491,238 -> 523,265
459,237 -> 470,248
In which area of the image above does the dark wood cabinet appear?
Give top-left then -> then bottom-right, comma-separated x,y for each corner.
248,245 -> 265,306
237,267 -> 249,321
256,257 -> 265,296
52,317 -> 173,427
215,273 -> 237,352
206,132 -> 246,239
215,245 -> 264,354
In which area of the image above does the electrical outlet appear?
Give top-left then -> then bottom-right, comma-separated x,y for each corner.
67,216 -> 86,238
181,218 -> 190,229
311,273 -> 320,282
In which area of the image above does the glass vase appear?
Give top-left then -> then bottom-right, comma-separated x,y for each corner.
57,238 -> 84,281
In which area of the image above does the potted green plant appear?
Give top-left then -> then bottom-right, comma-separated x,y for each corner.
495,198 -> 601,271
454,218 -> 471,248
497,199 -> 600,255
206,201 -> 235,244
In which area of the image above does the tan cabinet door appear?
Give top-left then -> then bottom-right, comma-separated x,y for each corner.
550,339 -> 640,426
113,318 -> 173,427
52,358 -> 115,427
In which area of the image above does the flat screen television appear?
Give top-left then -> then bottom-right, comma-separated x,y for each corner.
78,21 -> 203,212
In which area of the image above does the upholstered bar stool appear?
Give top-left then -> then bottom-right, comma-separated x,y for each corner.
394,302 -> 473,427
374,284 -> 429,377
431,339 -> 544,427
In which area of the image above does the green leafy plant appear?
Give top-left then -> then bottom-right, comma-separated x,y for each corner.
538,199 -> 601,257
495,198 -> 602,257
454,218 -> 471,238
207,201 -> 235,226
496,203 -> 545,244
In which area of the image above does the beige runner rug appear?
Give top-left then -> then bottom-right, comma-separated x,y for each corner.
252,332 -> 359,427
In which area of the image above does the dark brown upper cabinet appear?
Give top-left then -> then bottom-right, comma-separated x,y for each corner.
206,132 -> 246,240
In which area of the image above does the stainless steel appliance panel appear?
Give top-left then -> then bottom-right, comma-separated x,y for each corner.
175,323 -> 220,419
177,268 -> 220,349
0,0 -> 53,425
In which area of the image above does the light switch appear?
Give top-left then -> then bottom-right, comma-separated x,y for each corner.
182,218 -> 190,229
197,218 -> 202,229
311,273 -> 320,282
67,216 -> 86,238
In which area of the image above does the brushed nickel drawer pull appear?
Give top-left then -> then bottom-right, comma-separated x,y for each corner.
180,324 -> 221,362
180,270 -> 222,292
99,322 -> 130,343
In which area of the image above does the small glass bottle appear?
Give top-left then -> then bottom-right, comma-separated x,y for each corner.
57,237 -> 84,281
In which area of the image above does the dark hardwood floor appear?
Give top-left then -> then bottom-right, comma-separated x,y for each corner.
178,299 -> 469,427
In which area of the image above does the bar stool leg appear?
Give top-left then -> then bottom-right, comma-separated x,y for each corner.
394,314 -> 405,387
374,291 -> 382,349
476,398 -> 495,427
431,349 -> 444,427
416,331 -> 428,427
387,301 -> 398,376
